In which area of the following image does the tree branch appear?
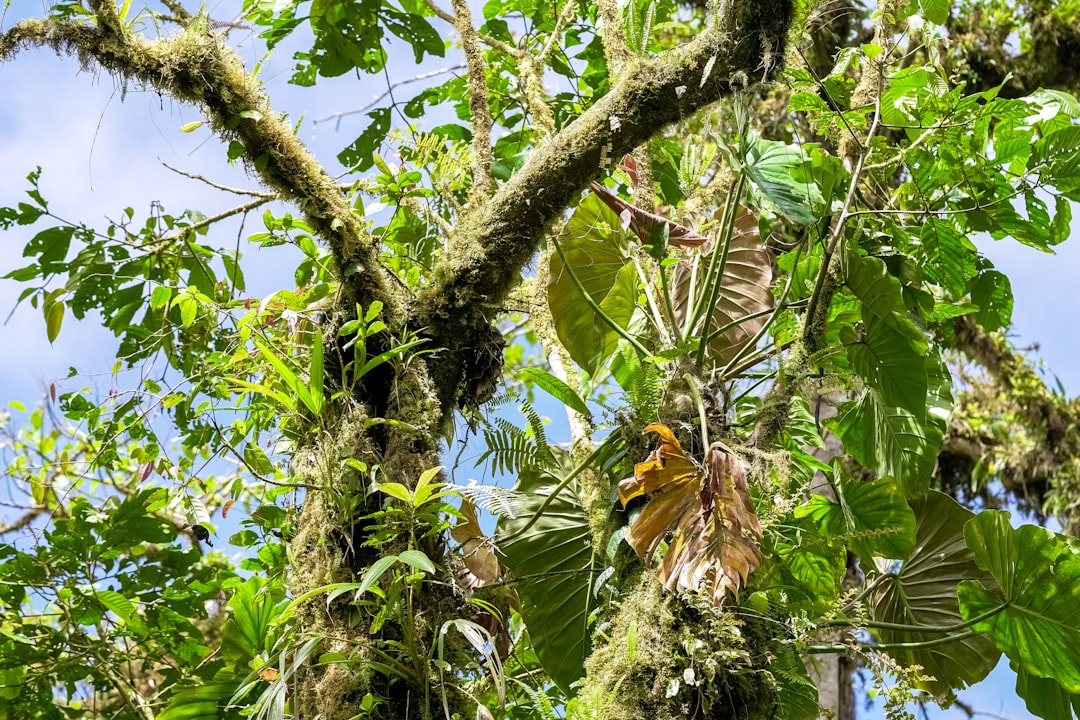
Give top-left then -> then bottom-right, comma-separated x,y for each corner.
0,7 -> 401,325
416,0 -> 795,411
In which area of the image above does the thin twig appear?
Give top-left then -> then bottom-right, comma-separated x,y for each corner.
161,161 -> 276,197
312,65 -> 466,131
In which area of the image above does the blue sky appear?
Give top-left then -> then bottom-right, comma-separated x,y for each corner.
0,2 -> 1077,718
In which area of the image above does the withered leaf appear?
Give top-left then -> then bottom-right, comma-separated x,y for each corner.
670,209 -> 773,369
452,497 -> 500,588
590,182 -> 709,247
619,424 -> 763,604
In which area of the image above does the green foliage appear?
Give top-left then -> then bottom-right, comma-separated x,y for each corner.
3,0 -> 1080,717
497,450 -> 601,693
959,512 -> 1080,696
873,492 -> 1001,694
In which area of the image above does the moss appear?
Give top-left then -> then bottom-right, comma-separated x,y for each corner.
579,573 -> 779,720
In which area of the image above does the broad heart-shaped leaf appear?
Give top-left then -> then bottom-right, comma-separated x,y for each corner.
497,453 -> 598,694
741,134 -> 821,224
618,425 -> 763,604
830,388 -> 941,496
958,512 -> 1080,694
873,491 -> 1000,695
549,194 -> 638,372
843,250 -> 908,322
670,209 -> 774,369
794,474 -> 915,564
842,310 -> 927,416
1014,661 -> 1080,720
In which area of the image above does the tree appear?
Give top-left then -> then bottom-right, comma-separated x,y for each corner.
2,0 -> 1080,719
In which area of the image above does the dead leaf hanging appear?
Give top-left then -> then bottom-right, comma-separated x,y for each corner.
618,424 -> 763,604
670,209 -> 774,369
589,182 -> 709,247
452,497 -> 501,588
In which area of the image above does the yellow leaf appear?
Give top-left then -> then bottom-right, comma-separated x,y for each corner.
179,121 -> 204,133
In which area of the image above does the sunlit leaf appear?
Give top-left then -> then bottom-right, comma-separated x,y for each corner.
959,511 -> 1080,693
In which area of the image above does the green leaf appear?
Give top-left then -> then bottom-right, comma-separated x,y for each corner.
95,589 -> 135,622
873,491 -> 1000,694
549,195 -> 639,372
919,0 -> 949,24
150,285 -> 173,310
520,367 -> 591,416
843,311 -> 927,415
497,453 -> 598,693
222,577 -> 282,669
1014,662 -> 1080,720
376,482 -> 413,504
179,121 -> 204,133
795,474 -> 915,562
959,512 -> 1080,693
45,298 -> 64,344
830,385 -> 943,495
970,269 -> 1013,331
357,555 -> 401,595
398,549 -> 436,574
844,250 -> 912,329
741,135 -> 820,224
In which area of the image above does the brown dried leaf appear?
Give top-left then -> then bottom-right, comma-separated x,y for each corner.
620,425 -> 763,604
590,182 -> 709,247
452,498 -> 500,588
671,209 -> 773,369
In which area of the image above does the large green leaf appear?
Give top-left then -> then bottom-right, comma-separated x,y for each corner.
958,512 -> 1080,693
159,678 -> 245,720
830,387 -> 941,495
497,454 -> 598,693
843,312 -> 927,416
873,491 -> 1000,694
549,194 -> 638,372
1014,662 -> 1080,720
794,474 -> 915,563
741,135 -> 821,224
843,250 -> 908,323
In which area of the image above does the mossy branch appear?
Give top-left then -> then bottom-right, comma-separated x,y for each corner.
450,0 -> 495,202
416,0 -> 795,412
0,5 -> 400,327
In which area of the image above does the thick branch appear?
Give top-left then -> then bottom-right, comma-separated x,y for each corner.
416,0 -> 795,411
948,315 -> 1080,529
0,10 -> 400,325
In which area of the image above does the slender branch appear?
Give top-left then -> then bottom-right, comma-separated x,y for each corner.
450,0 -> 495,201
157,196 -> 273,246
160,161 -> 276,197
311,65 -> 467,131
0,5 -> 401,326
